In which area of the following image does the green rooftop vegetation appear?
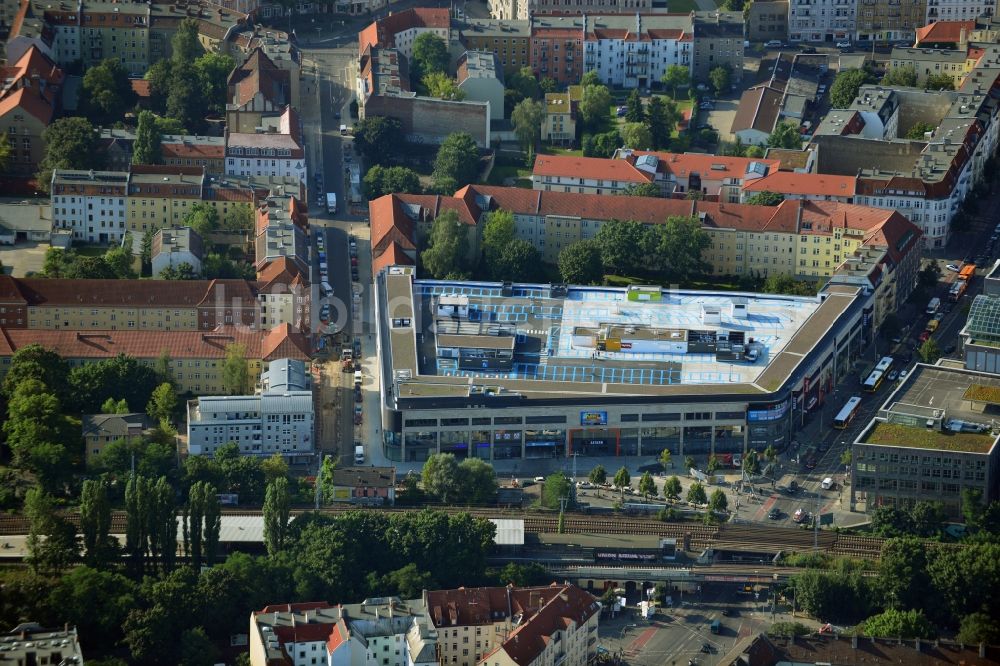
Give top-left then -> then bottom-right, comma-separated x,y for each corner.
963,384 -> 1000,404
866,422 -> 995,454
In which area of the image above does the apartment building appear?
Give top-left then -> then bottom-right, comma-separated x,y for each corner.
151,226 -> 205,277
580,13 -> 693,88
225,106 -> 307,184
691,11 -> 744,85
741,171 -> 857,203
126,164 -> 206,234
371,184 -> 921,284
0,45 -> 64,176
0,275 -> 284,331
747,0 -> 789,41
811,75 -> 1000,248
226,48 -> 294,134
532,151 -> 783,201
5,0 -> 248,74
542,86 -> 580,144
249,585 -> 599,666
788,0 -> 857,43
849,364 -> 1000,520
458,19 -> 532,74
457,51 -> 505,120
530,20 -> 585,85
187,357 -> 314,458
914,19 -> 976,47
82,412 -> 153,463
0,624 -> 84,666
889,47 -> 972,86
855,0 -> 928,43
925,0 -> 993,25
50,169 -> 129,244
357,7 -> 450,61
0,325 -> 310,394
97,129 -> 227,173
255,194 -> 310,275
257,257 -> 310,331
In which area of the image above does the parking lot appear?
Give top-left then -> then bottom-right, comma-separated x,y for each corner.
0,241 -> 50,276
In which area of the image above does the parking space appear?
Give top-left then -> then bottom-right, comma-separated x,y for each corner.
702,99 -> 740,142
0,241 -> 50,276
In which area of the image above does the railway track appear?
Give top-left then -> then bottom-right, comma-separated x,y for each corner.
0,506 -> 930,560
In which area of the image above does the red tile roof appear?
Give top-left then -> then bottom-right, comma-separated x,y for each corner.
0,276 -> 254,308
0,45 -> 63,125
0,327 -> 267,360
358,7 -> 450,54
131,79 -> 151,98
261,323 -> 311,361
162,138 -> 224,160
370,195 -> 418,256
742,172 -> 857,197
372,240 -> 414,275
627,150 -> 782,182
257,256 -> 306,290
532,154 -> 653,183
915,20 -> 975,46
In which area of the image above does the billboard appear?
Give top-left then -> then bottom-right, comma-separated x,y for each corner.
581,411 -> 608,426
747,399 -> 790,422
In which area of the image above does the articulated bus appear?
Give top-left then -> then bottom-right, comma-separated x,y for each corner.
833,396 -> 863,429
862,370 -> 884,393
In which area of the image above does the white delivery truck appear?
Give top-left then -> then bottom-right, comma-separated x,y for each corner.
354,444 -> 365,464
326,192 -> 337,214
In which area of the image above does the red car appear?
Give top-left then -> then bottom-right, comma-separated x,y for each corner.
919,330 -> 931,343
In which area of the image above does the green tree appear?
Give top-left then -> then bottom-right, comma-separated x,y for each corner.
422,71 -> 466,100
103,245 -> 135,279
831,68 -> 875,108
958,612 -> 1000,645
650,215 -> 711,281
456,458 -> 498,505
882,65 -> 918,87
709,65 -> 731,94
2,344 -> 70,400
589,464 -> 607,487
709,488 -> 729,513
100,397 -> 129,413
37,117 -> 102,190
620,122 -> 652,149
663,476 -> 682,500
662,65 -> 690,97
624,88 -> 645,122
221,205 -> 254,233
541,472 -> 572,510
647,96 -> 678,149
4,378 -> 75,491
580,84 -> 612,129
263,477 -> 290,556
582,130 -> 622,158
862,608 -> 935,639
171,18 -> 204,63
707,455 -> 720,475
924,73 -> 955,91
421,452 -> 462,503
742,450 -> 761,476
558,240 -> 604,284
767,120 -> 802,149
593,219 -> 646,275
180,627 -> 221,666
746,145 -> 766,157
353,116 -> 404,165
166,62 -> 206,133
919,337 -> 941,364
145,60 -> 174,114
557,510 -> 566,533
684,455 -> 696,472
317,455 -> 337,505
222,343 -> 249,395
80,477 -> 116,569
48,566 -> 136,648
432,132 -> 480,192
194,52 -> 236,114
762,273 -> 816,296
512,98 -> 545,158
147,382 -> 177,425
362,165 -> 422,199
25,487 -> 78,575
745,191 -> 785,206
612,466 -> 631,500
877,538 -> 929,610
905,121 -> 935,140
686,481 -> 708,505
410,32 -> 449,86
918,261 -> 942,289
659,449 -> 672,470
182,201 -> 220,237
81,58 -> 137,125
261,453 -> 289,484
620,182 -> 661,197
581,70 -> 600,87
638,471 -> 657,499
0,133 -> 10,173
507,67 -> 542,101
421,210 -> 469,279
69,353 -> 162,413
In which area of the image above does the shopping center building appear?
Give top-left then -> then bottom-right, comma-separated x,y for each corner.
374,268 -> 874,462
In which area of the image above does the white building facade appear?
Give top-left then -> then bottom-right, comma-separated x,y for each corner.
50,169 -> 129,244
787,0 -> 857,42
186,358 -> 314,458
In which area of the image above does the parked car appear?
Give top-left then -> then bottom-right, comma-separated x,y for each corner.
945,344 -> 957,354
836,41 -> 852,48
899,369 -> 909,380
765,39 -> 783,48
888,369 -> 899,381
768,507 -> 782,520
616,105 -> 627,117
800,46 -> 817,54
793,508 -> 808,523
354,388 -> 363,403
946,263 -> 961,272
699,101 -> 715,110
919,330 -> 931,343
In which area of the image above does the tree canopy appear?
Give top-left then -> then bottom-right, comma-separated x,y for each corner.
362,165 -> 422,199
432,132 -> 480,192
37,117 -> 103,191
831,68 -> 876,108
420,210 -> 469,279
81,59 -> 137,125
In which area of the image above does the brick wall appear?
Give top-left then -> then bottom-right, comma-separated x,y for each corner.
364,95 -> 490,146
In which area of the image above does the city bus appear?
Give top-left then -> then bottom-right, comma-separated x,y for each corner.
862,370 -> 884,393
833,396 -> 863,429
874,356 -> 893,374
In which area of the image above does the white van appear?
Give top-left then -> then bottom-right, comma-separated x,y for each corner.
354,370 -> 362,387
821,477 -> 834,490
340,124 -> 349,136
321,281 -> 333,297
354,445 -> 365,464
